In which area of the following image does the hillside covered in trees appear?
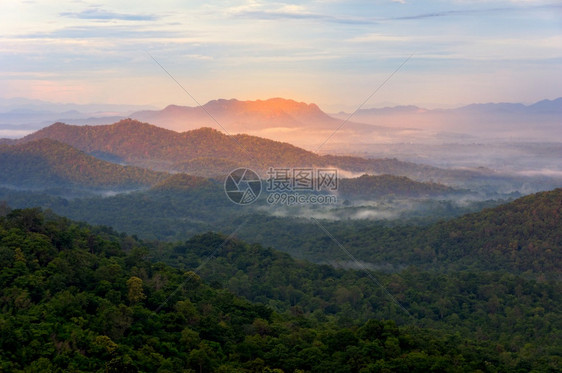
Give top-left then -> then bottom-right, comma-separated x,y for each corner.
209,188 -> 562,278
0,139 -> 167,190
3,208 -> 556,372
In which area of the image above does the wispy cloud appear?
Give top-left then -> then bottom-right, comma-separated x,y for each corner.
14,26 -> 178,40
228,3 -> 377,24
0,0 -> 560,109
389,3 -> 562,21
60,7 -> 158,21
234,10 -> 378,24
229,2 -> 562,25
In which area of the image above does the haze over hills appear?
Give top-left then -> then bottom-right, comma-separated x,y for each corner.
341,187 -> 562,276
2,96 -> 561,192
18,119 -> 471,183
0,97 -> 154,127
1,96 -> 560,151
332,97 -> 562,142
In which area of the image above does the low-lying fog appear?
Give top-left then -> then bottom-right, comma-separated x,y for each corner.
321,142 -> 562,174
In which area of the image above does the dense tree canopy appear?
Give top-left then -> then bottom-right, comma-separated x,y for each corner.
1,208 -> 561,372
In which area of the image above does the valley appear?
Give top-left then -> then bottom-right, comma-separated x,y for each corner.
0,99 -> 560,373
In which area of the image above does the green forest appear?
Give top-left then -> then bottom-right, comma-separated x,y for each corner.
1,208 -> 561,372
1,123 -> 561,372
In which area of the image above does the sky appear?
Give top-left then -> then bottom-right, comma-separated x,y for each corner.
1,0 -> 561,111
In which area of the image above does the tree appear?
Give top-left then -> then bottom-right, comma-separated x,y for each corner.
126,276 -> 146,304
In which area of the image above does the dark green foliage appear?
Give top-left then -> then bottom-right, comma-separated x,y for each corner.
0,184 -> 501,243
216,189 -> 562,278
155,232 -> 562,356
2,208 -> 560,371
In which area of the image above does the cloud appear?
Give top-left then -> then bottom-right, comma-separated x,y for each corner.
389,3 -> 562,21
60,7 -> 158,21
14,26 -> 179,40
228,2 -> 377,24
234,10 -> 377,24
229,2 -> 562,25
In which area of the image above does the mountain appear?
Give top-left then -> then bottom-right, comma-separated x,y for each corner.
0,138 -> 167,190
528,97 -> 562,113
19,119 -> 476,182
130,97 -> 394,147
131,97 -> 370,131
333,97 -> 562,142
246,187 -> 562,277
420,187 -> 562,274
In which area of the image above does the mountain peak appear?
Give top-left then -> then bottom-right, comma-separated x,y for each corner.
183,126 -> 226,136
199,97 -> 323,115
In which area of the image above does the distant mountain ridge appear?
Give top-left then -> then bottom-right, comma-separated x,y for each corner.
132,97 -> 352,131
2,96 -> 560,144
128,97 -> 389,148
332,97 -> 562,141
339,97 -> 562,116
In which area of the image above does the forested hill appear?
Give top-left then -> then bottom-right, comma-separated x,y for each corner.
20,119 -> 470,181
0,138 -> 168,189
422,187 -> 562,273
20,120 -> 324,170
1,207 -> 549,371
281,187 -> 562,276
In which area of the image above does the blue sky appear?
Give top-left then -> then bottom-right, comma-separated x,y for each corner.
1,0 -> 561,111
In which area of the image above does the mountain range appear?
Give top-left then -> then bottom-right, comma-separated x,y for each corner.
129,98 -> 386,146
0,132 -> 463,205
14,119 -> 469,182
332,97 -> 562,142
3,96 -> 560,147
